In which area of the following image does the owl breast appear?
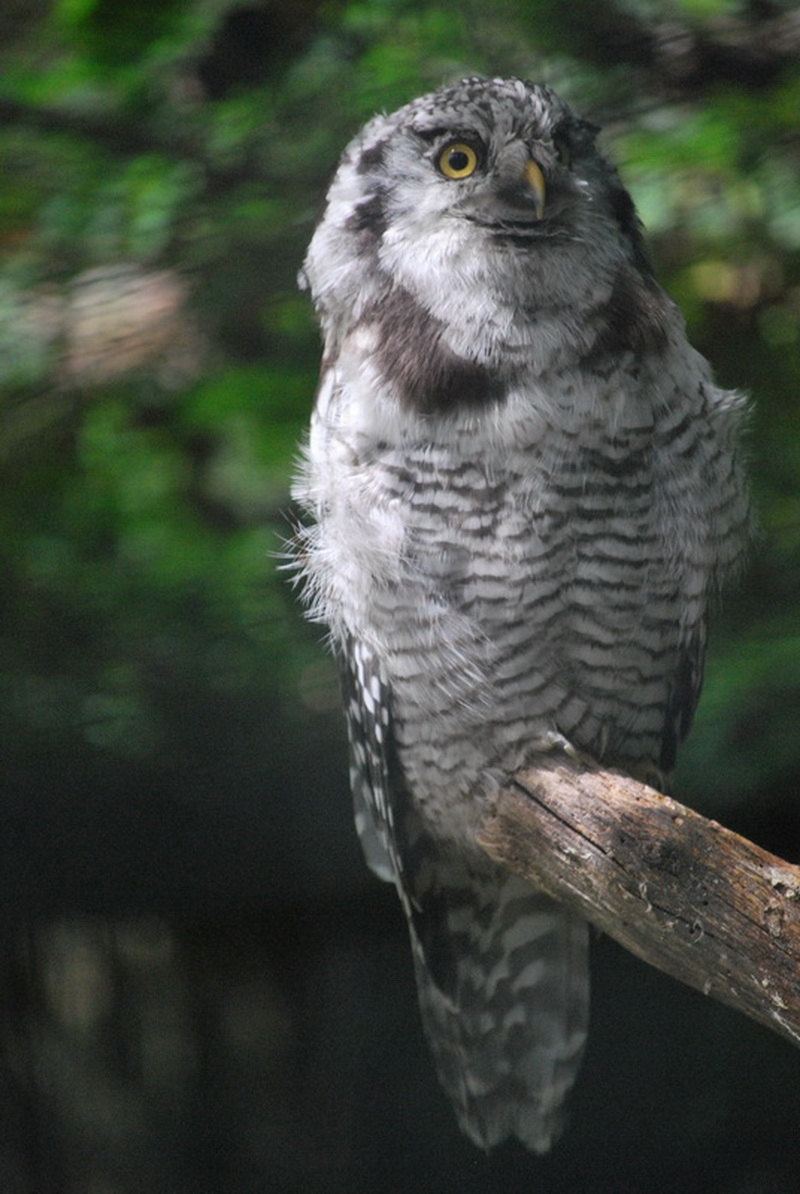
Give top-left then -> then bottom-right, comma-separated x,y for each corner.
309,361 -> 708,850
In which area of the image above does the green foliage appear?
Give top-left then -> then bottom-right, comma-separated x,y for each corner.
0,0 -> 798,833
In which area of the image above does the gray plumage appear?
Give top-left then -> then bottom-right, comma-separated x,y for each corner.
292,76 -> 749,1151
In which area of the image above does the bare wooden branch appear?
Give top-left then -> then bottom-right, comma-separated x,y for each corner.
477,756 -> 800,1049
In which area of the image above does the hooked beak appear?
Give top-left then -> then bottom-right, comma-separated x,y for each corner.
523,159 -> 546,220
456,149 -> 547,228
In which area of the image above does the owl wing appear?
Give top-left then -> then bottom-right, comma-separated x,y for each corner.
659,625 -> 707,775
336,632 -> 400,885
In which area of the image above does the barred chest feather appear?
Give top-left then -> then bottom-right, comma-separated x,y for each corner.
298,322 -> 745,849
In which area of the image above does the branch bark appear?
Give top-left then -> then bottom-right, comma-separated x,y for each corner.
477,756 -> 800,1049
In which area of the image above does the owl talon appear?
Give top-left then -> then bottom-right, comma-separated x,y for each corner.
528,729 -> 589,766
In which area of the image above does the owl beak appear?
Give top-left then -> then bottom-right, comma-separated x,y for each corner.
459,151 -> 547,227
488,157 -> 547,222
523,159 -> 546,220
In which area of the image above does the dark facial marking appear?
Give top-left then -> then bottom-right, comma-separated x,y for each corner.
357,138 -> 388,174
346,192 -> 387,240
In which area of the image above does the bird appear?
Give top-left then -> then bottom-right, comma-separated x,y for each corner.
291,75 -> 750,1152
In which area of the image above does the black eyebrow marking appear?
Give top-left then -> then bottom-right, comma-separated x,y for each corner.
411,125 -> 482,144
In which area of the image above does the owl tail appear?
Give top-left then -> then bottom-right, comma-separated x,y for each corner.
406,866 -> 589,1152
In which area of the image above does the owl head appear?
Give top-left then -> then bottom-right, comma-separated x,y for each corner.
302,77 -> 672,412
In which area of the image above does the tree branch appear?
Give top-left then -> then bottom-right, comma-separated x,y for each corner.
477,755 -> 800,1049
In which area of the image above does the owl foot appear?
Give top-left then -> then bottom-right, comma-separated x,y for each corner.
530,729 -> 581,760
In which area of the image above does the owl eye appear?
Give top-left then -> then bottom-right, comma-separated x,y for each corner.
437,142 -> 479,180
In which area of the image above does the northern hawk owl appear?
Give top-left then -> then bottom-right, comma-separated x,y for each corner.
292,76 -> 749,1151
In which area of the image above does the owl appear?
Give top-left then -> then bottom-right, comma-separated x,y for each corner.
292,76 -> 749,1151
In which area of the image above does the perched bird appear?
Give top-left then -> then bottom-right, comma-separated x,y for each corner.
292,76 -> 749,1152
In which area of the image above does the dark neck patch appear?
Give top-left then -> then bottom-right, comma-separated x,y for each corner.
607,179 -> 654,277
367,286 -> 505,415
581,267 -> 672,370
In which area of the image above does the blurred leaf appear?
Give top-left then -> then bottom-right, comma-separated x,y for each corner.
0,0 -> 797,830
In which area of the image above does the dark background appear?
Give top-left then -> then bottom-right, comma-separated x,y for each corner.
1,1 -> 799,1190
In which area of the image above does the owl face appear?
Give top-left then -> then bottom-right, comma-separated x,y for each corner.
304,78 -> 646,310
303,77 -> 668,414
360,77 -> 594,242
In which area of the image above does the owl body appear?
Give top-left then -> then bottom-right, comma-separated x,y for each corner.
294,77 -> 748,1150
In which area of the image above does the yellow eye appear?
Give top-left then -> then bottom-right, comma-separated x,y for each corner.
438,142 -> 479,179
